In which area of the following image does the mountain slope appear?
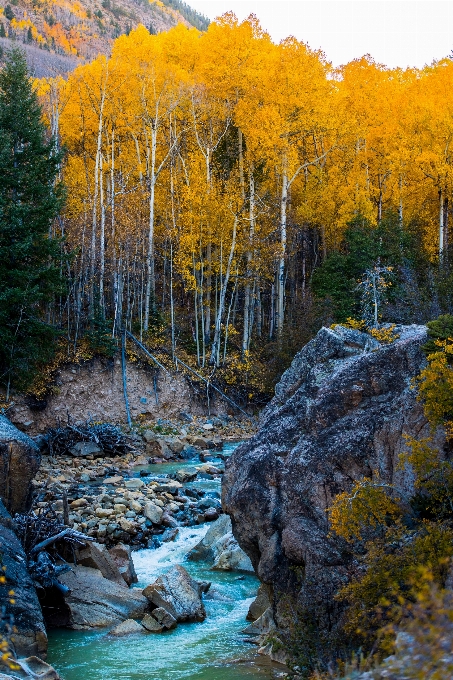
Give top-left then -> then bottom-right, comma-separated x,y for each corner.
0,0 -> 209,76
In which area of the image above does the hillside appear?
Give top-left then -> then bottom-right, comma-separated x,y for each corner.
0,0 -> 208,76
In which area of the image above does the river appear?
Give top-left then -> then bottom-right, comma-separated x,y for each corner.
46,443 -> 281,680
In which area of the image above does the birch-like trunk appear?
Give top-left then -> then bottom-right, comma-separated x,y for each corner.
276,160 -> 288,335
144,124 -> 157,331
242,168 -> 255,357
210,216 -> 237,365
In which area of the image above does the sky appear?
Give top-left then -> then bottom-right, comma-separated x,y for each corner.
186,1 -> 453,69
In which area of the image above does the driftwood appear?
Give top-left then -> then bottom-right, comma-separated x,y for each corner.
46,421 -> 134,457
14,504 -> 92,592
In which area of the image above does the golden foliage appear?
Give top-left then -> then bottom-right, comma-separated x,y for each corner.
328,477 -> 402,542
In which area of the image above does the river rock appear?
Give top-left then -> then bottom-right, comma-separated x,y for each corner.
0,416 -> 40,514
58,565 -> 147,629
175,468 -> 197,483
108,543 -> 138,585
142,565 -> 206,622
152,607 -> 177,630
0,656 -> 61,679
124,479 -> 144,490
141,613 -> 164,633
166,438 -> 185,454
143,501 -> 163,524
109,619 -> 143,636
187,514 -> 253,572
76,542 -> 125,586
0,501 -> 47,659
222,324 -> 444,643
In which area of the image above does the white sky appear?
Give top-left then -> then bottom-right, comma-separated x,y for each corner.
187,1 -> 453,69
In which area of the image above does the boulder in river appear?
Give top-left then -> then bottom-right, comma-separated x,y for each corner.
57,565 -> 147,629
151,607 -> 177,630
142,565 -> 206,622
222,324 -> 444,643
109,619 -> 144,636
0,415 -> 40,514
187,514 -> 253,572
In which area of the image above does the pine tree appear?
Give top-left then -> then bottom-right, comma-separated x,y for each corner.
0,48 -> 65,397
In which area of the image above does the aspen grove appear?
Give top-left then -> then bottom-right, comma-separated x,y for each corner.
34,15 -> 453,393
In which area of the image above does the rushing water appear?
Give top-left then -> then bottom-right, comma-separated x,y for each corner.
47,442 -> 281,680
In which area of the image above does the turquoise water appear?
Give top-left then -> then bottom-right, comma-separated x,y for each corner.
47,526 -> 275,680
47,442 -> 281,680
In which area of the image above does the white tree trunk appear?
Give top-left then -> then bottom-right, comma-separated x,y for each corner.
210,216 -> 237,365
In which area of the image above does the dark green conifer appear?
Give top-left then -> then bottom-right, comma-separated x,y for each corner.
0,48 -> 65,396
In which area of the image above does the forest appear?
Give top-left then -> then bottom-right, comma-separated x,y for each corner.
2,12 -> 453,401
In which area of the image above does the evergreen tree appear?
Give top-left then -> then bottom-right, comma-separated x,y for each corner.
0,48 -> 65,397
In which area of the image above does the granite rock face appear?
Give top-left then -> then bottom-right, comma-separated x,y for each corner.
0,416 -> 40,514
222,325 -> 443,636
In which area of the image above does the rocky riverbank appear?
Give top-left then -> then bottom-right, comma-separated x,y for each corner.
0,411 -> 260,677
30,415 -> 254,549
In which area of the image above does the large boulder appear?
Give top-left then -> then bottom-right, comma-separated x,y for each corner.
222,325 -> 444,640
187,514 -> 253,572
142,565 -> 206,622
0,501 -> 47,659
0,416 -> 40,514
56,566 -> 147,629
0,657 -> 60,679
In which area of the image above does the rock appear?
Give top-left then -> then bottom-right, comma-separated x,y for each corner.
109,619 -> 143,636
142,565 -> 206,622
203,508 -> 219,521
154,481 -> 182,494
161,528 -> 179,542
152,607 -> 177,630
108,543 -> 138,586
143,502 -> 163,524
143,430 -> 158,443
0,415 -> 40,514
76,542 -> 125,586
211,533 -> 254,571
69,442 -> 103,457
243,607 -> 277,636
104,476 -> 123,485
0,501 -> 47,659
222,324 -> 444,642
141,613 -> 164,633
247,584 -> 272,621
146,439 -> 172,459
175,468 -> 197,483
190,436 -> 209,449
0,656 -> 61,679
187,514 -> 253,572
166,438 -> 185,454
57,566 -> 147,629
161,512 -> 178,528
124,479 -> 144,490
70,498 -> 88,508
